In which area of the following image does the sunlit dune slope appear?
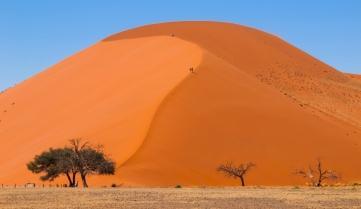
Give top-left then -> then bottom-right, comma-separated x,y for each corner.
0,36 -> 202,184
1,21 -> 361,186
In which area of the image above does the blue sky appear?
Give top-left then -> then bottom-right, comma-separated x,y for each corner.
0,0 -> 360,91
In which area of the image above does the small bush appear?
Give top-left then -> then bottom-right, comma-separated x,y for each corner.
175,184 -> 182,188
111,183 -> 118,188
352,182 -> 361,186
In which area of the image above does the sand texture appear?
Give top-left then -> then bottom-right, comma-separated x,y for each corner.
1,187 -> 361,209
0,21 -> 361,186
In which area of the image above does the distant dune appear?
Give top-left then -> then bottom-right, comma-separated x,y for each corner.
0,21 -> 360,186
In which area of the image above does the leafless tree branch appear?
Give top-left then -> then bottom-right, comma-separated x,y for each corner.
217,161 -> 255,186
294,158 -> 339,187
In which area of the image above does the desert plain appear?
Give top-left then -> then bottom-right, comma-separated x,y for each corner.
1,187 -> 361,209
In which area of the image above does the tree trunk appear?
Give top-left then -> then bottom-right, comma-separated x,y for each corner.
80,173 -> 88,188
316,160 -> 322,187
240,176 -> 245,186
71,172 -> 77,187
65,172 -> 74,187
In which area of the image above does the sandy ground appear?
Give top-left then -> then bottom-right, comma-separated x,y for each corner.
0,187 -> 360,209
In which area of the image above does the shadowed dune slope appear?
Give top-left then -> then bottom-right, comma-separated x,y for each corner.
1,21 -> 361,186
106,21 -> 361,128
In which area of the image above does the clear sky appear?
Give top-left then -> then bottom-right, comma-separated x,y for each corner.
0,0 -> 360,91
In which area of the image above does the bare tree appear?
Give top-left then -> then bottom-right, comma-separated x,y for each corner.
295,159 -> 339,187
217,161 -> 255,186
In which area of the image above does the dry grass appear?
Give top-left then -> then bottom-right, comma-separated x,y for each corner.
0,186 -> 361,209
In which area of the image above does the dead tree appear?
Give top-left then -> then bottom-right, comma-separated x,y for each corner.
295,159 -> 339,187
217,161 -> 255,186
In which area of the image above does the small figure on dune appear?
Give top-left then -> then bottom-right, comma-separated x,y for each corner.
189,67 -> 195,74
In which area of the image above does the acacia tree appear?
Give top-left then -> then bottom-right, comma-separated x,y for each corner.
27,148 -> 78,187
28,139 -> 115,188
295,159 -> 339,187
217,161 -> 255,186
69,139 -> 116,188
57,148 -> 79,187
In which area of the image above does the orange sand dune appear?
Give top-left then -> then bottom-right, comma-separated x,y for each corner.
0,21 -> 361,186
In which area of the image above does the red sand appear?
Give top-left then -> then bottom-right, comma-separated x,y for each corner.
0,21 -> 360,186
